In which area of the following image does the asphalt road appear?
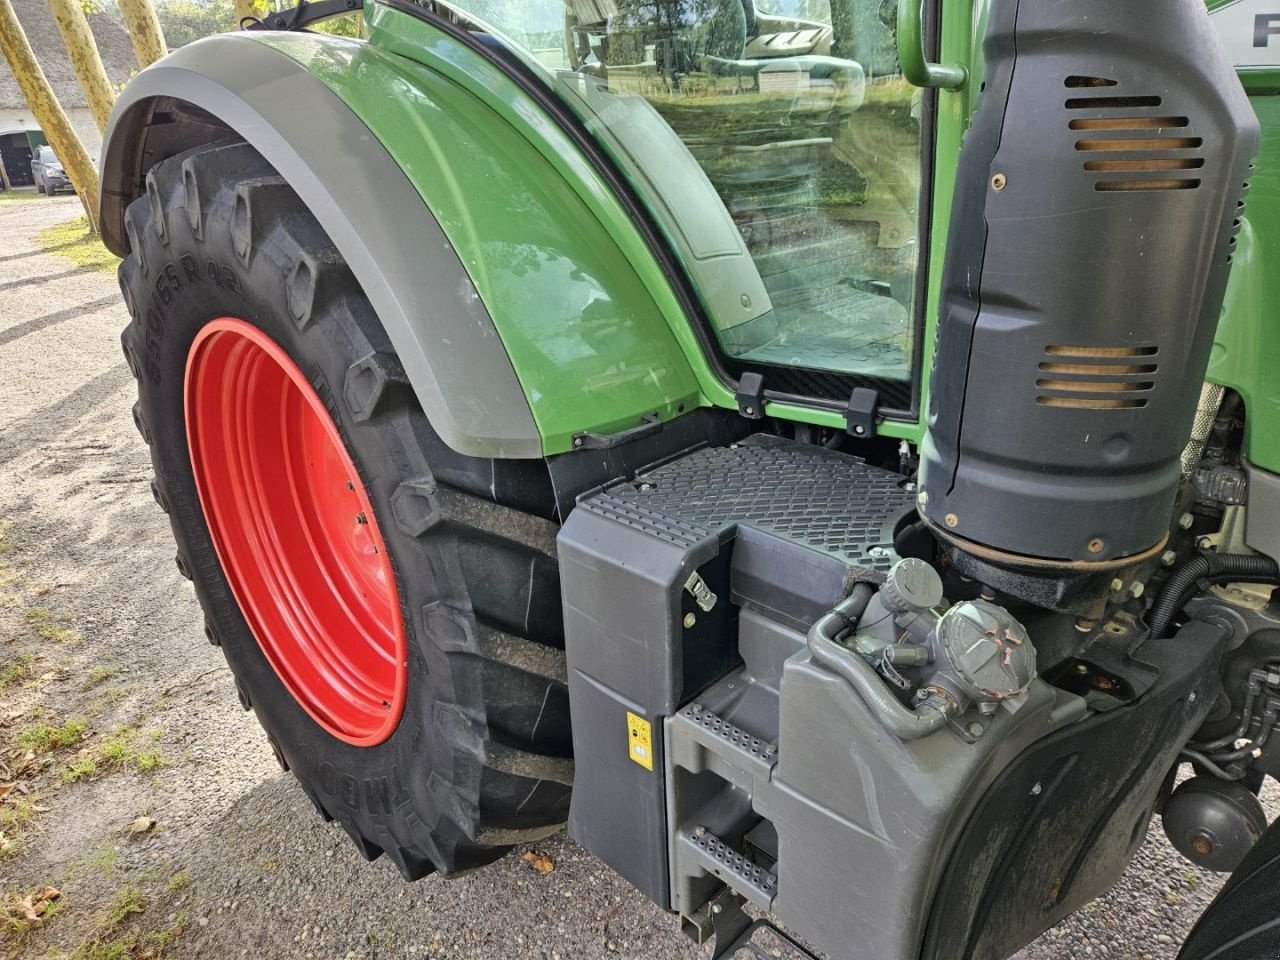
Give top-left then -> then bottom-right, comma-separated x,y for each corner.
0,195 -> 1269,960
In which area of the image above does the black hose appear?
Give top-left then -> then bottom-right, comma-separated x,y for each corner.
1190,682 -> 1259,753
806,584 -> 953,741
1147,552 -> 1280,639
1180,747 -> 1246,781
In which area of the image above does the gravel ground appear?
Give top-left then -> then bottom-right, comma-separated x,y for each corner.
0,195 -> 1273,960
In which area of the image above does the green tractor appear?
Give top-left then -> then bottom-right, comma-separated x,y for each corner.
97,0 -> 1280,956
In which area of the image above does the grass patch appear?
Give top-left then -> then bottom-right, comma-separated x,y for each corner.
81,666 -> 119,691
24,606 -> 80,643
65,888 -> 187,960
0,189 -> 41,204
0,795 -> 42,859
1,884 -> 61,941
0,654 -> 35,692
62,755 -> 99,784
71,908 -> 187,960
97,727 -> 165,774
165,871 -> 190,893
104,887 -> 146,928
35,216 -> 119,274
18,717 -> 87,754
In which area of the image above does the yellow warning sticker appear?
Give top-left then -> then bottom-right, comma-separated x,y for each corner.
626,711 -> 654,771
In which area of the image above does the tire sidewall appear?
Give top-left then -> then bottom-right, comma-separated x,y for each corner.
123,162 -> 464,847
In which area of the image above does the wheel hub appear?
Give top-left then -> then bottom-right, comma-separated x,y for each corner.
185,318 -> 407,746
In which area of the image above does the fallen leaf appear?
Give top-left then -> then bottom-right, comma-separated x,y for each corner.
36,886 -> 60,904
127,816 -> 157,835
0,783 -> 13,799
521,850 -> 555,875
17,896 -> 39,922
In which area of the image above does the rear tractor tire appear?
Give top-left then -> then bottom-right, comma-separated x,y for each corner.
119,140 -> 573,878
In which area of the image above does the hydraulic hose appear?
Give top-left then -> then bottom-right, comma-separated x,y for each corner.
807,584 -> 953,741
1147,552 -> 1280,639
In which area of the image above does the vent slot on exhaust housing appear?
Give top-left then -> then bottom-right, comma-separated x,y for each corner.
1067,82 -> 1204,192
1036,345 -> 1159,409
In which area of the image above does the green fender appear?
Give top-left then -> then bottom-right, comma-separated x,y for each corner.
99,26 -> 704,457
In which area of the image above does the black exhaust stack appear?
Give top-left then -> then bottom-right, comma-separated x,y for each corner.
919,0 -> 1257,582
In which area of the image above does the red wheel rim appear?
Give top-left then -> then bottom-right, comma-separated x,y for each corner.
185,318 -> 407,746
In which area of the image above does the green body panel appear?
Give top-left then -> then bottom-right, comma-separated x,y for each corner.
255,0 -> 1280,461
248,3 -> 979,448
247,26 -> 702,456
1209,93 -> 1280,470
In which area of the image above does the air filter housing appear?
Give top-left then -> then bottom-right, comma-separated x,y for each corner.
919,0 -> 1259,566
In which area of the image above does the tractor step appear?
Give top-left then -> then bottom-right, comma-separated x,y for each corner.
678,827 -> 778,910
668,702 -> 777,791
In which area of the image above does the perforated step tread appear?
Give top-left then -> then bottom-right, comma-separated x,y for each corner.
681,827 -> 778,909
578,435 -> 914,571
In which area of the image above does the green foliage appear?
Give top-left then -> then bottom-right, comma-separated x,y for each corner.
62,756 -> 99,784
18,718 -> 87,754
311,11 -> 364,38
154,0 -> 236,47
0,654 -> 35,692
24,606 -> 81,643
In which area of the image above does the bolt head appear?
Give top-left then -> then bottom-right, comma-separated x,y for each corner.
1179,513 -> 1195,530
1087,538 -> 1105,554
683,612 -> 697,629
1162,550 -> 1178,567
967,721 -> 984,737
991,172 -> 1007,191
945,513 -> 959,528
1191,833 -> 1214,856
1111,578 -> 1125,592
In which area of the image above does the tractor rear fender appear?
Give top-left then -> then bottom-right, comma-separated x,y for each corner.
99,34 -> 703,458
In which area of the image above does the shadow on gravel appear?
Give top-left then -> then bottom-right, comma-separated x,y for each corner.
0,266 -> 97,293
0,365 -> 133,467
0,239 -> 87,264
0,296 -> 122,349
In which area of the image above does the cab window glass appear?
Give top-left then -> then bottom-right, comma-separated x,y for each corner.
443,0 -> 924,386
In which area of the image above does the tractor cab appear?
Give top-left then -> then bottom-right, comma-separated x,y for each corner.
449,0 -> 925,406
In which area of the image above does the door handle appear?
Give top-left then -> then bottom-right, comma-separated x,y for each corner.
896,0 -> 967,90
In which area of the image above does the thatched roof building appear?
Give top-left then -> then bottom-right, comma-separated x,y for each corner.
0,0 -> 137,183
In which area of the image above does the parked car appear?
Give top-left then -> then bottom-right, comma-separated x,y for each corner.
30,145 -> 71,196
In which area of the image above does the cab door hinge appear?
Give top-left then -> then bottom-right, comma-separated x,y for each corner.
844,387 -> 879,438
736,372 -> 765,420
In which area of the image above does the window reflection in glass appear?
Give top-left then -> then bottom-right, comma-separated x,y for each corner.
442,1 -> 924,384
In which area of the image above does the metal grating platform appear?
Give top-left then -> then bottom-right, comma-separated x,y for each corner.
578,435 -> 915,571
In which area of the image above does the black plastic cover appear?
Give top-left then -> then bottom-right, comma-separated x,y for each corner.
919,0 -> 1259,563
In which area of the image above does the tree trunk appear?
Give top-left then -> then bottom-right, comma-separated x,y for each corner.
47,0 -> 116,133
234,0 -> 259,28
0,0 -> 100,232
116,0 -> 165,69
